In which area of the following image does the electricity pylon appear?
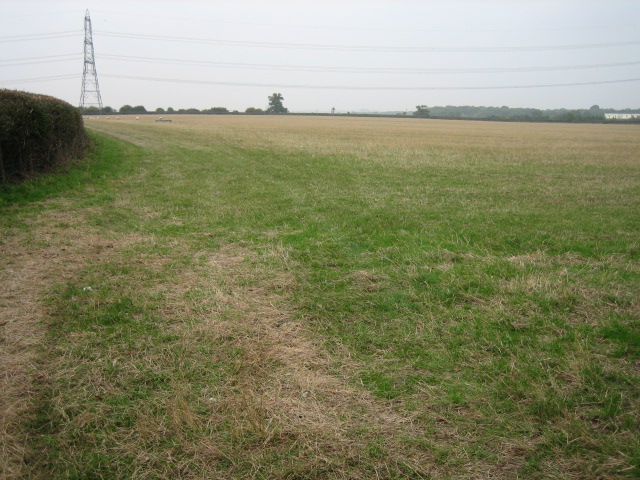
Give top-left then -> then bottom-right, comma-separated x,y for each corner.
79,10 -> 103,109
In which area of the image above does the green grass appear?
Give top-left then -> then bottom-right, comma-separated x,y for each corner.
0,133 -> 130,208
2,118 -> 639,479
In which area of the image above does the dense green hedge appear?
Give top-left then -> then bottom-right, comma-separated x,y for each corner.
0,89 -> 87,183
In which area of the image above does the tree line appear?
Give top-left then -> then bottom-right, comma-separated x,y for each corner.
80,105 -> 259,115
79,93 -> 638,123
412,104 -> 639,122
79,93 -> 289,116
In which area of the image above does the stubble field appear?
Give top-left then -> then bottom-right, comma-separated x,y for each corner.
1,115 -> 638,479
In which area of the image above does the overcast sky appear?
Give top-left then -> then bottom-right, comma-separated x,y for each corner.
1,0 -> 639,112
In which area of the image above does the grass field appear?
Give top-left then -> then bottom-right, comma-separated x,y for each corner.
1,115 -> 638,479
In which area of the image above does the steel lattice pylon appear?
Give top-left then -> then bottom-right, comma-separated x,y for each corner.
79,10 -> 103,109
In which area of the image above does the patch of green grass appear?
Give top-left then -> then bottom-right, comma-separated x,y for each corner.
601,317 -> 640,358
0,132 -> 128,208
27,269 -> 233,479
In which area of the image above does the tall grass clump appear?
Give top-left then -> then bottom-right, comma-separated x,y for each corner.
0,89 -> 87,183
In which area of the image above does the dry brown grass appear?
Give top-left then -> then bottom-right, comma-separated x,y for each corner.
0,204 -> 152,479
0,207 -> 434,477
1,259 -> 44,479
87,114 -> 640,168
147,244 -> 438,478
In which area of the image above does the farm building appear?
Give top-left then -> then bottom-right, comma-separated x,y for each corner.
604,113 -> 640,120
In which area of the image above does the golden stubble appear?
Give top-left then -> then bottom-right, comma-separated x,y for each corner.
86,114 -> 640,169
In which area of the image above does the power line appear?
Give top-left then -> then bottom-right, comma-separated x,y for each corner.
0,30 -> 82,42
0,53 -> 80,63
97,53 -> 640,75
6,73 -> 638,91
0,10 -> 79,20
2,53 -> 637,76
0,57 -> 81,67
101,73 -> 640,90
90,9 -> 640,34
96,30 -> 640,53
2,51 -> 637,75
1,73 -> 78,84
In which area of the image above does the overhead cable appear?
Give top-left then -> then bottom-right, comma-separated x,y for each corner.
1,73 -> 78,84
91,10 -> 640,33
101,73 -> 640,90
0,57 -> 81,67
0,30 -> 82,42
96,30 -> 640,53
98,53 -> 640,75
0,10 -> 79,20
0,53 -> 80,63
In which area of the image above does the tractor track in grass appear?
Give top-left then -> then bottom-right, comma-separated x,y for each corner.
0,204 -> 146,478
0,202 -> 436,479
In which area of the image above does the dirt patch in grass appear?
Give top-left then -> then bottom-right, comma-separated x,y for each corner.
0,204 -> 151,479
2,212 -> 435,478
0,260 -> 44,479
149,244 -> 437,478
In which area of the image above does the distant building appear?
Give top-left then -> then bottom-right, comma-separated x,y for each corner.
605,113 -> 640,120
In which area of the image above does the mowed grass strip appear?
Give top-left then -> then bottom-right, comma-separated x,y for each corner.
2,117 -> 638,479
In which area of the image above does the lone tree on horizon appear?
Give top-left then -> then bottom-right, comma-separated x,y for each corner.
414,105 -> 430,117
267,93 -> 288,114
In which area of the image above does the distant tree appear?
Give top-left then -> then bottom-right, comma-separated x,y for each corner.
413,105 -> 430,117
245,107 -> 264,115
267,93 -> 288,114
81,106 -> 100,115
156,107 -> 165,114
530,109 -> 546,121
561,111 -> 581,122
167,107 -> 175,114
585,104 -> 605,120
118,105 -> 146,114
203,107 -> 229,114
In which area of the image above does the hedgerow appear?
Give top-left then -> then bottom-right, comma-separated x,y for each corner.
0,89 -> 87,183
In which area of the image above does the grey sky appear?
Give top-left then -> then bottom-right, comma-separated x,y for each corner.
1,0 -> 639,112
